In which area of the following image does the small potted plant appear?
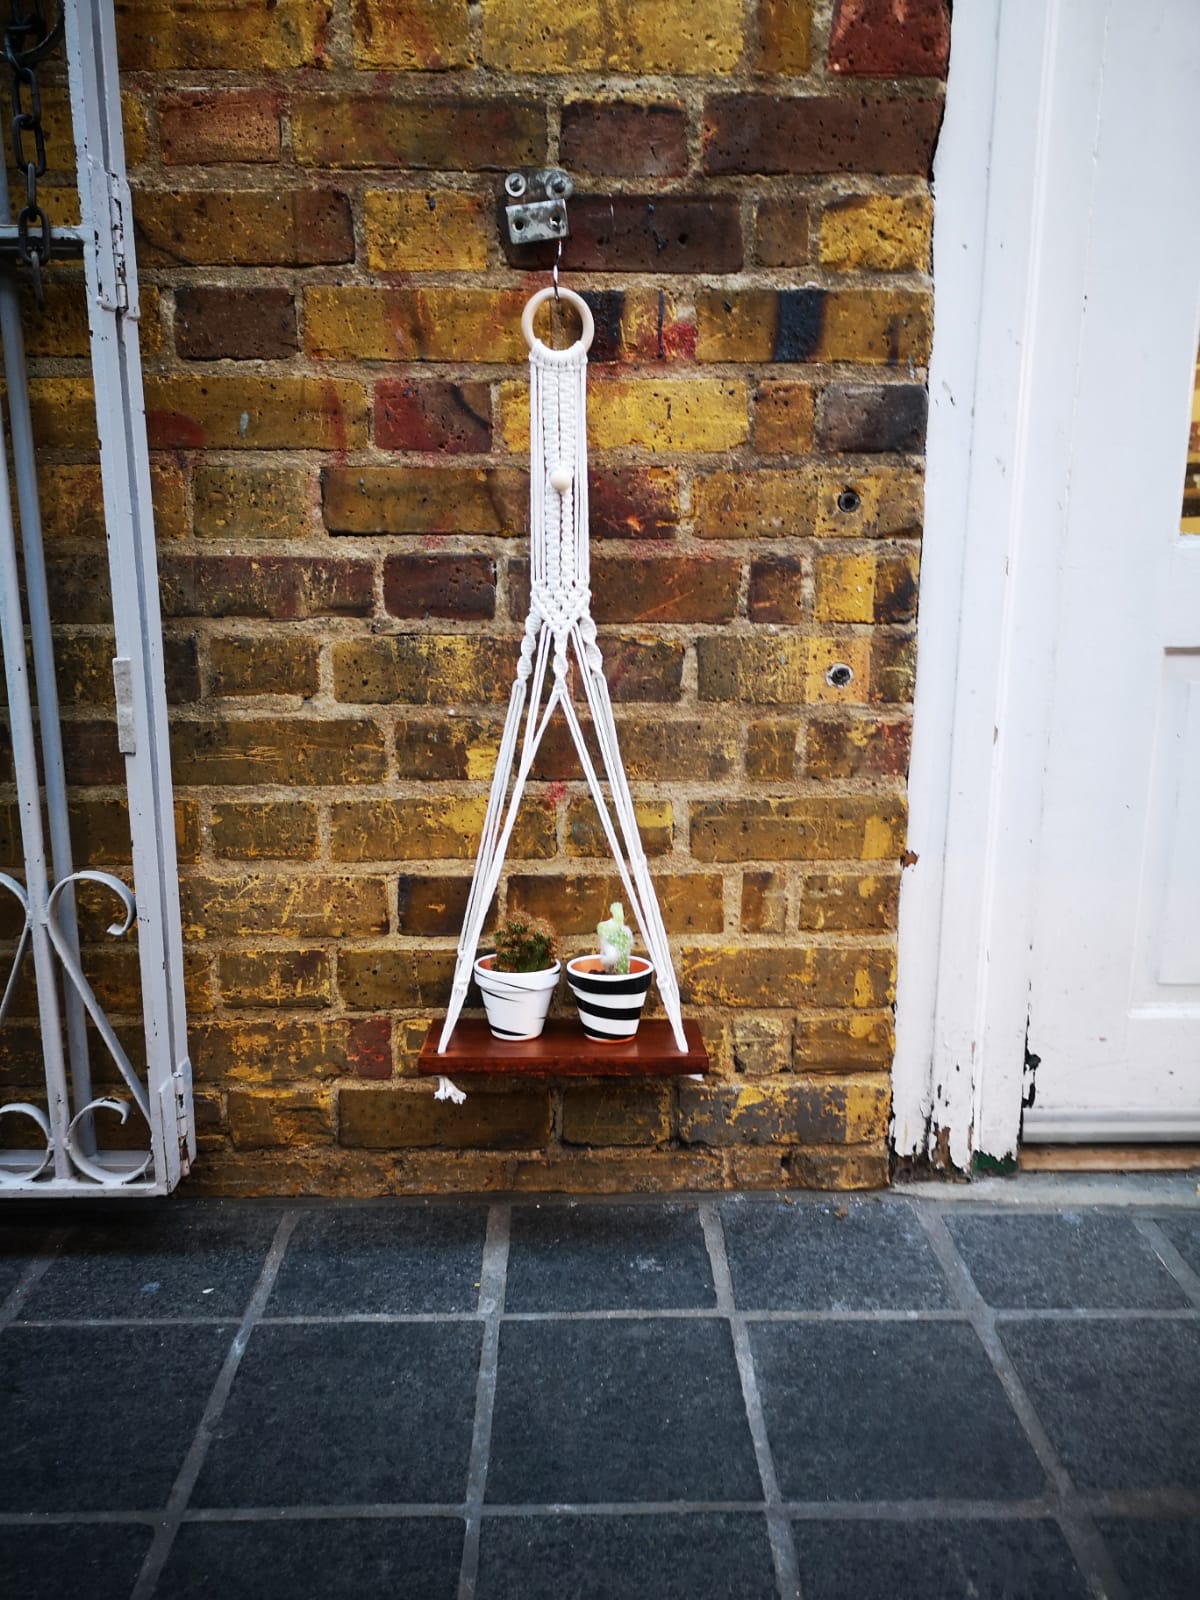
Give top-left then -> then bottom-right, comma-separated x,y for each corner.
566,901 -> 655,1041
474,915 -> 560,1040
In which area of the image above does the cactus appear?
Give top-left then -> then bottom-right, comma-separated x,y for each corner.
492,915 -> 558,973
597,901 -> 633,974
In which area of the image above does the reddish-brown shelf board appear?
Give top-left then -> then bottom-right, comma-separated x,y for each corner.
418,1018 -> 708,1077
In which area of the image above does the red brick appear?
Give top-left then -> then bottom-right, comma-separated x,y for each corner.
602,637 -> 686,703
805,715 -> 912,779
158,89 -> 280,165
503,197 -> 743,274
560,100 -> 689,177
591,556 -> 740,624
293,95 -> 546,170
175,287 -> 297,362
748,555 -> 806,625
817,384 -> 929,453
161,556 -> 373,620
135,190 -> 353,267
703,94 -> 943,175
590,469 -> 681,540
578,291 -> 693,366
755,197 -> 811,266
383,554 -> 496,621
828,0 -> 950,78
374,380 -> 491,454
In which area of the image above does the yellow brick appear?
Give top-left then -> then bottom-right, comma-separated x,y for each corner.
481,0 -> 744,73
814,468 -> 924,539
693,470 -> 817,539
115,0 -> 330,70
363,190 -> 487,272
499,378 -> 747,453
696,636 -> 873,706
352,0 -> 472,68
305,286 -> 528,363
144,376 -> 368,451
330,797 -> 553,863
122,90 -> 149,167
29,379 -> 97,450
227,1088 -> 335,1150
819,194 -> 933,273
814,555 -> 876,623
218,949 -> 333,1009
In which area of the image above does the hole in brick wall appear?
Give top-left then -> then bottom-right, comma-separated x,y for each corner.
837,488 -> 861,514
825,663 -> 853,688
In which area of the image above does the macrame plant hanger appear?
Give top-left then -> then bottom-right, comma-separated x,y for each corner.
437,280 -> 688,1059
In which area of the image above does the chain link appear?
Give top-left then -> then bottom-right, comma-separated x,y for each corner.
5,0 -> 62,306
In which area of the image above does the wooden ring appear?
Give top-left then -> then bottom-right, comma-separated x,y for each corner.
521,286 -> 595,354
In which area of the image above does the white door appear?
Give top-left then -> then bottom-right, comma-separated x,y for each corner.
1021,1 -> 1200,1140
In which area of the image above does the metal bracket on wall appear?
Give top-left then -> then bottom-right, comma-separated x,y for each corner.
503,168 -> 573,245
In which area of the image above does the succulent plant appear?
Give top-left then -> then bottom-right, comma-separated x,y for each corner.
492,915 -> 558,973
597,901 -> 633,974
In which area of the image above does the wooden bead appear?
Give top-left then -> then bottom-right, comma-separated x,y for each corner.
549,463 -> 573,494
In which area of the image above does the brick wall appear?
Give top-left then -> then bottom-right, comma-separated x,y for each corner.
2,0 -> 947,1194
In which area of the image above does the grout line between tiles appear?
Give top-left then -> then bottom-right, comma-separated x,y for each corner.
457,1202 -> 510,1600
0,1255 -> 58,1329
127,1211 -> 300,1600
1130,1216 -> 1200,1309
700,1201 -> 802,1600
916,1208 -> 1130,1600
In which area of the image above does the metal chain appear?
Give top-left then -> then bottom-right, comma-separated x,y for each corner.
5,0 -> 62,306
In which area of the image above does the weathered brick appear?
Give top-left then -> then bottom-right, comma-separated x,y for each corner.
703,94 -> 942,176
817,384 -> 928,454
814,468 -> 924,538
790,1144 -> 889,1190
158,89 -> 281,165
690,797 -> 905,861
383,554 -> 495,621
794,1011 -> 895,1070
30,378 -> 97,449
21,280 -> 92,359
59,797 -> 199,867
745,722 -> 798,780
873,553 -> 921,622
227,1088 -> 335,1150
754,197 -> 811,267
601,637 -> 686,702
206,636 -> 321,699
481,0 -> 744,73
175,287 -> 297,362
332,636 -> 519,705
363,190 -> 487,272
560,101 -> 689,178
171,718 -> 386,786
755,0 -> 812,72
731,1015 -> 792,1077
374,380 -> 491,454
696,635 -> 872,705
814,551 -> 919,624
872,633 -> 917,703
397,876 -> 476,937
395,717 -> 503,781
146,376 -> 367,451
561,1085 -> 672,1146
337,950 -> 456,1011
218,950 -> 333,1009
508,873 -> 723,935
306,286 -> 528,363
533,717 -> 736,783
695,288 -> 931,365
116,1 -> 330,70
190,1018 -> 389,1086
679,1077 -> 887,1145
339,1084 -> 552,1150
500,378 -> 747,454
828,0 -> 950,78
162,555 -> 373,620
135,191 -> 353,267
578,290 -> 693,365
805,715 -> 911,779
591,556 -> 740,624
351,0 -> 472,69
330,798 -> 553,863
679,945 -> 895,1009
693,470 -> 815,539
799,870 -> 899,932
193,467 -> 313,542
211,801 -> 321,861
818,193 -> 933,271
566,798 -> 673,859
753,382 -> 815,455
323,466 -> 524,536
591,469 -> 683,540
740,870 -> 788,934
180,873 -> 388,939
748,554 -> 806,625
507,197 -> 743,274
39,465 -> 106,543
293,96 -> 545,170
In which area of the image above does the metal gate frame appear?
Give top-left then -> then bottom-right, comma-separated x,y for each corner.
0,0 -> 193,1193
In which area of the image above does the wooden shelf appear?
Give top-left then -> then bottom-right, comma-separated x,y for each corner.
418,1018 -> 708,1078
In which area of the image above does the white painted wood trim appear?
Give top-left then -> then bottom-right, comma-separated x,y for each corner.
893,0 -> 1111,1170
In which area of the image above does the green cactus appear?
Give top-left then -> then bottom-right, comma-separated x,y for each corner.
597,901 -> 633,974
492,915 -> 558,973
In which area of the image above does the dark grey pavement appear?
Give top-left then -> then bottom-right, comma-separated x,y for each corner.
1,1180 -> 1198,1598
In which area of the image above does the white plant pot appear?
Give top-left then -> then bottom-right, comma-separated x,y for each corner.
566,955 -> 654,1041
474,955 -> 560,1040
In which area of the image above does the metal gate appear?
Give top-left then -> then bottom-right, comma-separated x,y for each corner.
0,0 -> 192,1193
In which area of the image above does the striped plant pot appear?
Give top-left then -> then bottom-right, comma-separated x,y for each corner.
566,955 -> 654,1041
474,956 -> 560,1041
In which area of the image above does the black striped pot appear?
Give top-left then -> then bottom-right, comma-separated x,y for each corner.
566,955 -> 654,1041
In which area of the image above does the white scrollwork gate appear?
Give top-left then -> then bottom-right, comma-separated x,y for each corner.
0,0 -> 192,1194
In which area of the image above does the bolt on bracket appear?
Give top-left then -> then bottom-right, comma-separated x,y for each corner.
503,168 -> 573,246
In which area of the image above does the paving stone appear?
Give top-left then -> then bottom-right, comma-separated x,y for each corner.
159,1517 -> 464,1599
1096,1517 -> 1200,1600
267,1204 -> 488,1315
477,1513 -> 777,1599
750,1322 -> 1045,1502
486,1319 -> 760,1504
0,1324 -> 232,1511
791,1518 -> 1090,1599
22,1202 -> 278,1321
719,1198 -> 954,1310
945,1212 -> 1190,1309
1154,1212 -> 1200,1284
193,1322 -> 481,1507
0,1522 -> 152,1600
1000,1320 -> 1200,1492
505,1203 -> 715,1312
0,1220 -> 55,1305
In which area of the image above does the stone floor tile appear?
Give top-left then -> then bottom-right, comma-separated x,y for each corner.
158,1517 -> 464,1599
1096,1517 -> 1200,1600
0,1522 -> 152,1600
505,1203 -> 714,1312
476,1512 -> 777,1599
192,1321 -> 481,1507
486,1319 -> 760,1504
719,1199 -> 954,1310
1154,1213 -> 1200,1285
0,1219 -> 55,1305
750,1321 -> 1045,1502
0,1323 -> 231,1511
945,1212 -> 1190,1309
267,1204 -> 488,1316
1000,1320 -> 1200,1492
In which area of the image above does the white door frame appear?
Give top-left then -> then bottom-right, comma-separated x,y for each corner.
892,0 -> 1117,1171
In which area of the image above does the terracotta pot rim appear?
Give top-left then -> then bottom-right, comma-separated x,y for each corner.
566,954 -> 653,977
